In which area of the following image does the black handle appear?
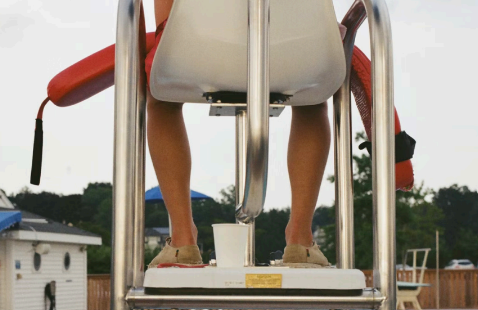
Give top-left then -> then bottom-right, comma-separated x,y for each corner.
30,119 -> 43,185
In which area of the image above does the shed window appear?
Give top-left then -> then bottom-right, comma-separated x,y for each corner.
64,252 -> 71,270
33,253 -> 41,271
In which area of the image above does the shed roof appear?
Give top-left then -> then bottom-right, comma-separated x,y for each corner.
0,211 -> 21,232
0,207 -> 101,243
145,227 -> 170,236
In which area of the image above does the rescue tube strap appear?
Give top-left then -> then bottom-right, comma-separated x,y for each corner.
358,131 -> 416,163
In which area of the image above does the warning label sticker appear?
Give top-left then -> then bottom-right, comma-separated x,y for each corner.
245,274 -> 282,288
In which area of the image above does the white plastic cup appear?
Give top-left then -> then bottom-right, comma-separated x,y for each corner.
212,223 -> 249,268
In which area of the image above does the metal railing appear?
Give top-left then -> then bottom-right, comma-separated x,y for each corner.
235,0 -> 270,224
334,3 -> 396,310
112,1 -> 146,309
111,0 -> 395,309
126,288 -> 384,309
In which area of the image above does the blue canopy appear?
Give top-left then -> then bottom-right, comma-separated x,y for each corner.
145,186 -> 212,203
0,211 -> 22,232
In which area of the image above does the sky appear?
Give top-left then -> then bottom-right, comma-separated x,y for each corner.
1,0 -> 477,212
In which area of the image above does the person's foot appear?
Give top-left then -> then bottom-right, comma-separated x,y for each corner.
282,242 -> 330,268
284,222 -> 329,268
148,237 -> 203,268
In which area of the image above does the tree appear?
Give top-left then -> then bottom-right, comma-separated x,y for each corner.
86,245 -> 111,274
144,201 -> 170,227
81,183 -> 112,223
434,185 -> 478,265
8,187 -> 83,224
94,197 -> 113,232
255,208 -> 290,263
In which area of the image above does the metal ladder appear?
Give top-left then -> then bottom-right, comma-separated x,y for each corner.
111,0 -> 396,309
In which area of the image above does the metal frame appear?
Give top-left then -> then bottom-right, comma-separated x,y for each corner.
334,2 -> 396,310
235,0 -> 270,224
126,288 -> 384,309
112,0 -> 396,309
112,1 -> 146,309
234,0 -> 270,267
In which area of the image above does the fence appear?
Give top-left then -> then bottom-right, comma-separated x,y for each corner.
88,270 -> 478,310
362,269 -> 478,309
87,274 -> 111,310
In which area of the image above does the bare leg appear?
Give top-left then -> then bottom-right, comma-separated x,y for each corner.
285,102 -> 331,247
147,93 -> 197,247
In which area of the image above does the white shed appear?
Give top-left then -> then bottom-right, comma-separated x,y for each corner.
0,191 -> 101,310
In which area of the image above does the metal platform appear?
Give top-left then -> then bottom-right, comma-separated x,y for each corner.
143,266 -> 366,290
126,287 -> 384,309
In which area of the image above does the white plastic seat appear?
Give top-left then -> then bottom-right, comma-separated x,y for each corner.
150,0 -> 346,106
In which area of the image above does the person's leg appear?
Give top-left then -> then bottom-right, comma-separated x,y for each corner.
285,102 -> 331,247
147,93 -> 197,248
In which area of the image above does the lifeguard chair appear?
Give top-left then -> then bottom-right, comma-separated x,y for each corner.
110,0 -> 397,309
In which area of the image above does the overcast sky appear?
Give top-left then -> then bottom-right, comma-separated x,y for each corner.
1,0 -> 477,211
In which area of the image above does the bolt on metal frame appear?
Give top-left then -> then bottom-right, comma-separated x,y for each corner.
111,0 -> 396,309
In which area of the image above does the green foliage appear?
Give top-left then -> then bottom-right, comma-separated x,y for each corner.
434,185 -> 478,266
86,245 -> 111,274
81,183 -> 112,223
312,206 -> 334,228
76,222 -> 112,246
255,208 -> 290,263
8,187 -> 82,224
93,197 -> 113,232
144,201 -> 169,227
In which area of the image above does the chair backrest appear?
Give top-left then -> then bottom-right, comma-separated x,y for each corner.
150,0 -> 346,106
401,248 -> 430,294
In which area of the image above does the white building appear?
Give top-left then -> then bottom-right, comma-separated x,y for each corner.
0,190 -> 101,310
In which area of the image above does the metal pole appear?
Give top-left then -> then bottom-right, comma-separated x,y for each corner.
365,1 -> 396,310
127,288 -> 384,310
436,230 -> 439,310
236,111 -> 248,207
236,0 -> 270,223
333,10 -> 363,270
132,6 -> 147,289
112,0 -> 143,309
236,111 -> 255,266
342,2 -> 395,309
336,0 -> 368,271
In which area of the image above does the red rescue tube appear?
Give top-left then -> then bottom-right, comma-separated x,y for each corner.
47,31 -> 157,108
350,46 -> 414,191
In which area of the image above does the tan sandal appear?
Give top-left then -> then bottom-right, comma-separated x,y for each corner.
148,238 -> 203,269
282,242 -> 330,268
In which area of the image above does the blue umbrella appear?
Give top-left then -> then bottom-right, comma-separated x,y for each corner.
145,186 -> 213,203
